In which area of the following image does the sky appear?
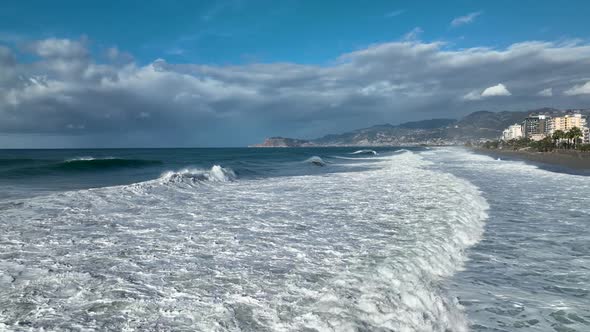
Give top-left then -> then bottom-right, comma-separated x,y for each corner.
1,0 -> 590,148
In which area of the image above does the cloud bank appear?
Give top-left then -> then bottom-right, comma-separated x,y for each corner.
1,38 -> 590,147
564,81 -> 590,96
538,88 -> 553,97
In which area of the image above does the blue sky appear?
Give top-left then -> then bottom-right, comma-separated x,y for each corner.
1,0 -> 590,147
2,0 -> 587,65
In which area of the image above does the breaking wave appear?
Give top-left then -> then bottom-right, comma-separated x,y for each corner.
304,156 -> 327,167
350,149 -> 378,155
157,165 -> 237,185
0,150 -> 488,331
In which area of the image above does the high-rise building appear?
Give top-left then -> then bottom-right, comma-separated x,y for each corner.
522,114 -> 551,139
549,113 -> 587,133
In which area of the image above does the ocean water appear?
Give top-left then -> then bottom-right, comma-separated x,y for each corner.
0,147 -> 587,331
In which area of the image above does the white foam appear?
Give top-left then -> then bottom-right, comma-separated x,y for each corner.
64,156 -> 116,162
158,165 -> 237,185
0,150 -> 488,331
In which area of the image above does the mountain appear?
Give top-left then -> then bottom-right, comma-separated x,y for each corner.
443,110 -> 531,141
253,108 -> 590,147
398,118 -> 456,129
252,137 -> 314,147
312,119 -> 456,146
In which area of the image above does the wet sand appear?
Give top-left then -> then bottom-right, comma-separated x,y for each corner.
472,148 -> 590,173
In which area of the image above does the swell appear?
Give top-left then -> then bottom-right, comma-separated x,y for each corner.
56,158 -> 162,171
0,158 -> 41,166
0,158 -> 163,177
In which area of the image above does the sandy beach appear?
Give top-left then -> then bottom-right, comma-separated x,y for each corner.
472,148 -> 590,172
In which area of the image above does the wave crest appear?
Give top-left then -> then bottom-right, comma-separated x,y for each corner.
350,149 -> 378,155
158,165 -> 236,185
304,156 -> 327,167
57,158 -> 162,170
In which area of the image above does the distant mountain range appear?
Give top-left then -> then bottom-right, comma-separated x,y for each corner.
252,108 -> 590,147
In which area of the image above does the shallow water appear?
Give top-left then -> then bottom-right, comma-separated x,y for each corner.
0,147 -> 588,331
424,148 -> 590,332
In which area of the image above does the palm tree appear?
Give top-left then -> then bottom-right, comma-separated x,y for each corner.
568,127 -> 583,149
565,130 -> 573,149
552,130 -> 565,147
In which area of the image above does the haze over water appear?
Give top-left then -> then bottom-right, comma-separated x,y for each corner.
0,147 -> 588,331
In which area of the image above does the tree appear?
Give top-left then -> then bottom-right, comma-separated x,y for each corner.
552,130 -> 565,147
530,136 -> 554,152
568,127 -> 583,149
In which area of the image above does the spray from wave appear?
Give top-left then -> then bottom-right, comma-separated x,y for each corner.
158,165 -> 237,185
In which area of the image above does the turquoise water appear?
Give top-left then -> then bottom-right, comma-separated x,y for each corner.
0,147 -> 588,331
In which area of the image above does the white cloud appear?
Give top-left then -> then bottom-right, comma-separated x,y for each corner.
463,83 -> 512,100
538,87 -> 553,97
451,11 -> 482,27
385,10 -> 405,18
0,46 -> 15,66
27,38 -> 87,58
564,81 -> 590,95
462,90 -> 483,101
403,27 -> 423,41
481,83 -> 511,97
166,48 -> 185,55
359,81 -> 404,96
2,37 -> 590,146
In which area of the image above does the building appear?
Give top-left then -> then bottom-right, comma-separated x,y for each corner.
522,114 -> 551,139
584,127 -> 590,144
549,113 -> 587,133
502,124 -> 523,141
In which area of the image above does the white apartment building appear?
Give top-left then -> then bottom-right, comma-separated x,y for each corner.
502,124 -> 523,141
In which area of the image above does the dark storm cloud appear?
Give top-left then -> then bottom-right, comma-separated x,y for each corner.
1,38 -> 590,146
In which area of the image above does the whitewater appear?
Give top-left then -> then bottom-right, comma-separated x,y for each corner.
0,147 -> 588,331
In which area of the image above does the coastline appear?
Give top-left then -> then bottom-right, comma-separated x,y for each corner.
472,147 -> 590,174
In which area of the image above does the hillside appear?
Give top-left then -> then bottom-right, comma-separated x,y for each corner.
251,137 -> 314,147
253,108 -> 589,147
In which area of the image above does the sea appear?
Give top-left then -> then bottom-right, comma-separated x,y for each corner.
0,147 -> 588,331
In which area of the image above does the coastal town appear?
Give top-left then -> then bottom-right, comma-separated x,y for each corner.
497,111 -> 590,151
475,111 -> 590,170
502,112 -> 589,143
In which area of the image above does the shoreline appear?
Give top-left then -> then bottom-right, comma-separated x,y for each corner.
472,147 -> 590,174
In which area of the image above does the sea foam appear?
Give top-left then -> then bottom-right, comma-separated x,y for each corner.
0,150 -> 488,331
